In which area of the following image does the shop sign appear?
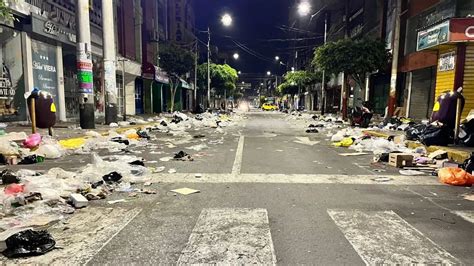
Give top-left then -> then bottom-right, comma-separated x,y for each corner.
438,51 -> 456,72
417,21 -> 450,51
450,18 -> 474,42
0,65 -> 14,99
31,40 -> 58,104
142,63 -> 170,84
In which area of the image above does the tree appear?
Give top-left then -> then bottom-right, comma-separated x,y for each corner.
278,70 -> 321,95
159,42 -> 195,112
197,63 -> 238,98
312,38 -> 390,89
0,1 -> 14,22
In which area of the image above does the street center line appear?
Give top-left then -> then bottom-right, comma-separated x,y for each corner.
178,208 -> 276,265
232,135 -> 245,175
150,173 -> 441,185
327,209 -> 460,265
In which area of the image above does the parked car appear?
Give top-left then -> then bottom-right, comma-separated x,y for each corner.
261,103 -> 278,111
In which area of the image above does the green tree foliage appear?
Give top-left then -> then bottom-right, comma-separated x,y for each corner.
197,63 -> 238,96
159,43 -> 195,112
277,70 -> 321,95
312,38 -> 390,88
0,1 -> 14,22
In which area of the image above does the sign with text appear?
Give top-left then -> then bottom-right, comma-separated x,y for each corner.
417,21 -> 450,51
31,40 -> 58,104
450,18 -> 474,42
438,51 -> 456,72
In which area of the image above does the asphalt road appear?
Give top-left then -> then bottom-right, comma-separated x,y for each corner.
4,111 -> 474,265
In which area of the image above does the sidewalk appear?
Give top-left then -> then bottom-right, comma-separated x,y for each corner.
3,116 -> 163,142
363,129 -> 473,163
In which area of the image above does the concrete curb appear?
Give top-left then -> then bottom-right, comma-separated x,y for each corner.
363,130 -> 471,163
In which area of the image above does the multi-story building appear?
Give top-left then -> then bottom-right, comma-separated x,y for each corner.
168,0 -> 195,44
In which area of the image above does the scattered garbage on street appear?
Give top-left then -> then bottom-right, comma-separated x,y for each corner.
0,110 -> 243,259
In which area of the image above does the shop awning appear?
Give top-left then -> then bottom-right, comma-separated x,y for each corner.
142,63 -> 170,84
180,78 -> 192,89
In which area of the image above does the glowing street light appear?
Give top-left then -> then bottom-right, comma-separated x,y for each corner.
221,13 -> 233,27
267,71 -> 271,76
291,67 -> 295,72
275,56 -> 280,61
238,71 -> 241,75
233,53 -> 239,60
298,1 -> 311,16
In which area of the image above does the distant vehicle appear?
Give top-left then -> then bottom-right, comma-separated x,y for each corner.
262,103 -> 278,111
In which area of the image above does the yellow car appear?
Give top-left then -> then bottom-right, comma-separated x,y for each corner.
261,103 -> 278,111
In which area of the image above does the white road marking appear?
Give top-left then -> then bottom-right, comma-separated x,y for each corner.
151,173 -> 441,185
452,210 -> 474,224
327,209 -> 460,265
231,135 -> 245,175
177,208 -> 276,265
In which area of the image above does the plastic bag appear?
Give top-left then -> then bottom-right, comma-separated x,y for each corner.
59,138 -> 86,149
333,137 -> 354,147
438,167 -> 474,186
405,124 -> 427,141
2,229 -> 56,258
23,133 -> 41,149
35,144 -> 62,159
420,125 -> 452,146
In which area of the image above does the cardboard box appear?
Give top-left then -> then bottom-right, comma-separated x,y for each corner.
389,153 -> 414,168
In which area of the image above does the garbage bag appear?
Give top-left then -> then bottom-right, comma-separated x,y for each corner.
102,171 -> 123,183
461,153 -> 474,174
4,183 -> 24,195
333,137 -> 354,147
19,155 -> 43,165
2,229 -> 56,258
23,133 -> 41,149
419,125 -> 452,146
1,169 -> 20,184
59,138 -> 86,149
35,144 -> 62,159
405,124 -> 427,141
438,167 -> 474,186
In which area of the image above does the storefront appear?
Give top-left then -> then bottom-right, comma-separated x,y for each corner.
141,63 -> 169,114
26,13 -> 104,121
0,24 -> 27,122
416,18 -> 474,119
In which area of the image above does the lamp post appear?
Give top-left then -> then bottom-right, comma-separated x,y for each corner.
205,13 -> 233,109
298,1 -> 328,114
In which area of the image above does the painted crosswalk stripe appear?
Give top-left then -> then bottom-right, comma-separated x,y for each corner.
452,210 -> 474,224
327,209 -> 460,265
231,136 -> 245,175
178,208 -> 276,265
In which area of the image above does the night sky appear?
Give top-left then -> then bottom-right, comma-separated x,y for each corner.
194,0 -> 298,76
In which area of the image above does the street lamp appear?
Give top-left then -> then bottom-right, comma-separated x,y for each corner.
291,67 -> 295,72
221,13 -> 233,27
205,13 -> 233,109
267,71 -> 271,76
238,71 -> 241,75
233,53 -> 239,60
275,56 -> 280,61
298,4 -> 328,114
297,1 -> 311,16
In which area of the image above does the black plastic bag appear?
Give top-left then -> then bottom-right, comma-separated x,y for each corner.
110,137 -> 129,145
2,230 -> 55,258
419,125 -> 452,146
102,171 -> 122,182
174,151 -> 188,159
461,153 -> 474,174
136,130 -> 150,140
1,169 -> 20,184
405,124 -> 427,141
129,160 -> 145,166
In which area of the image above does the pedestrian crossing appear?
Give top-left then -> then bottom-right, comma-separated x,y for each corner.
173,208 -> 471,265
